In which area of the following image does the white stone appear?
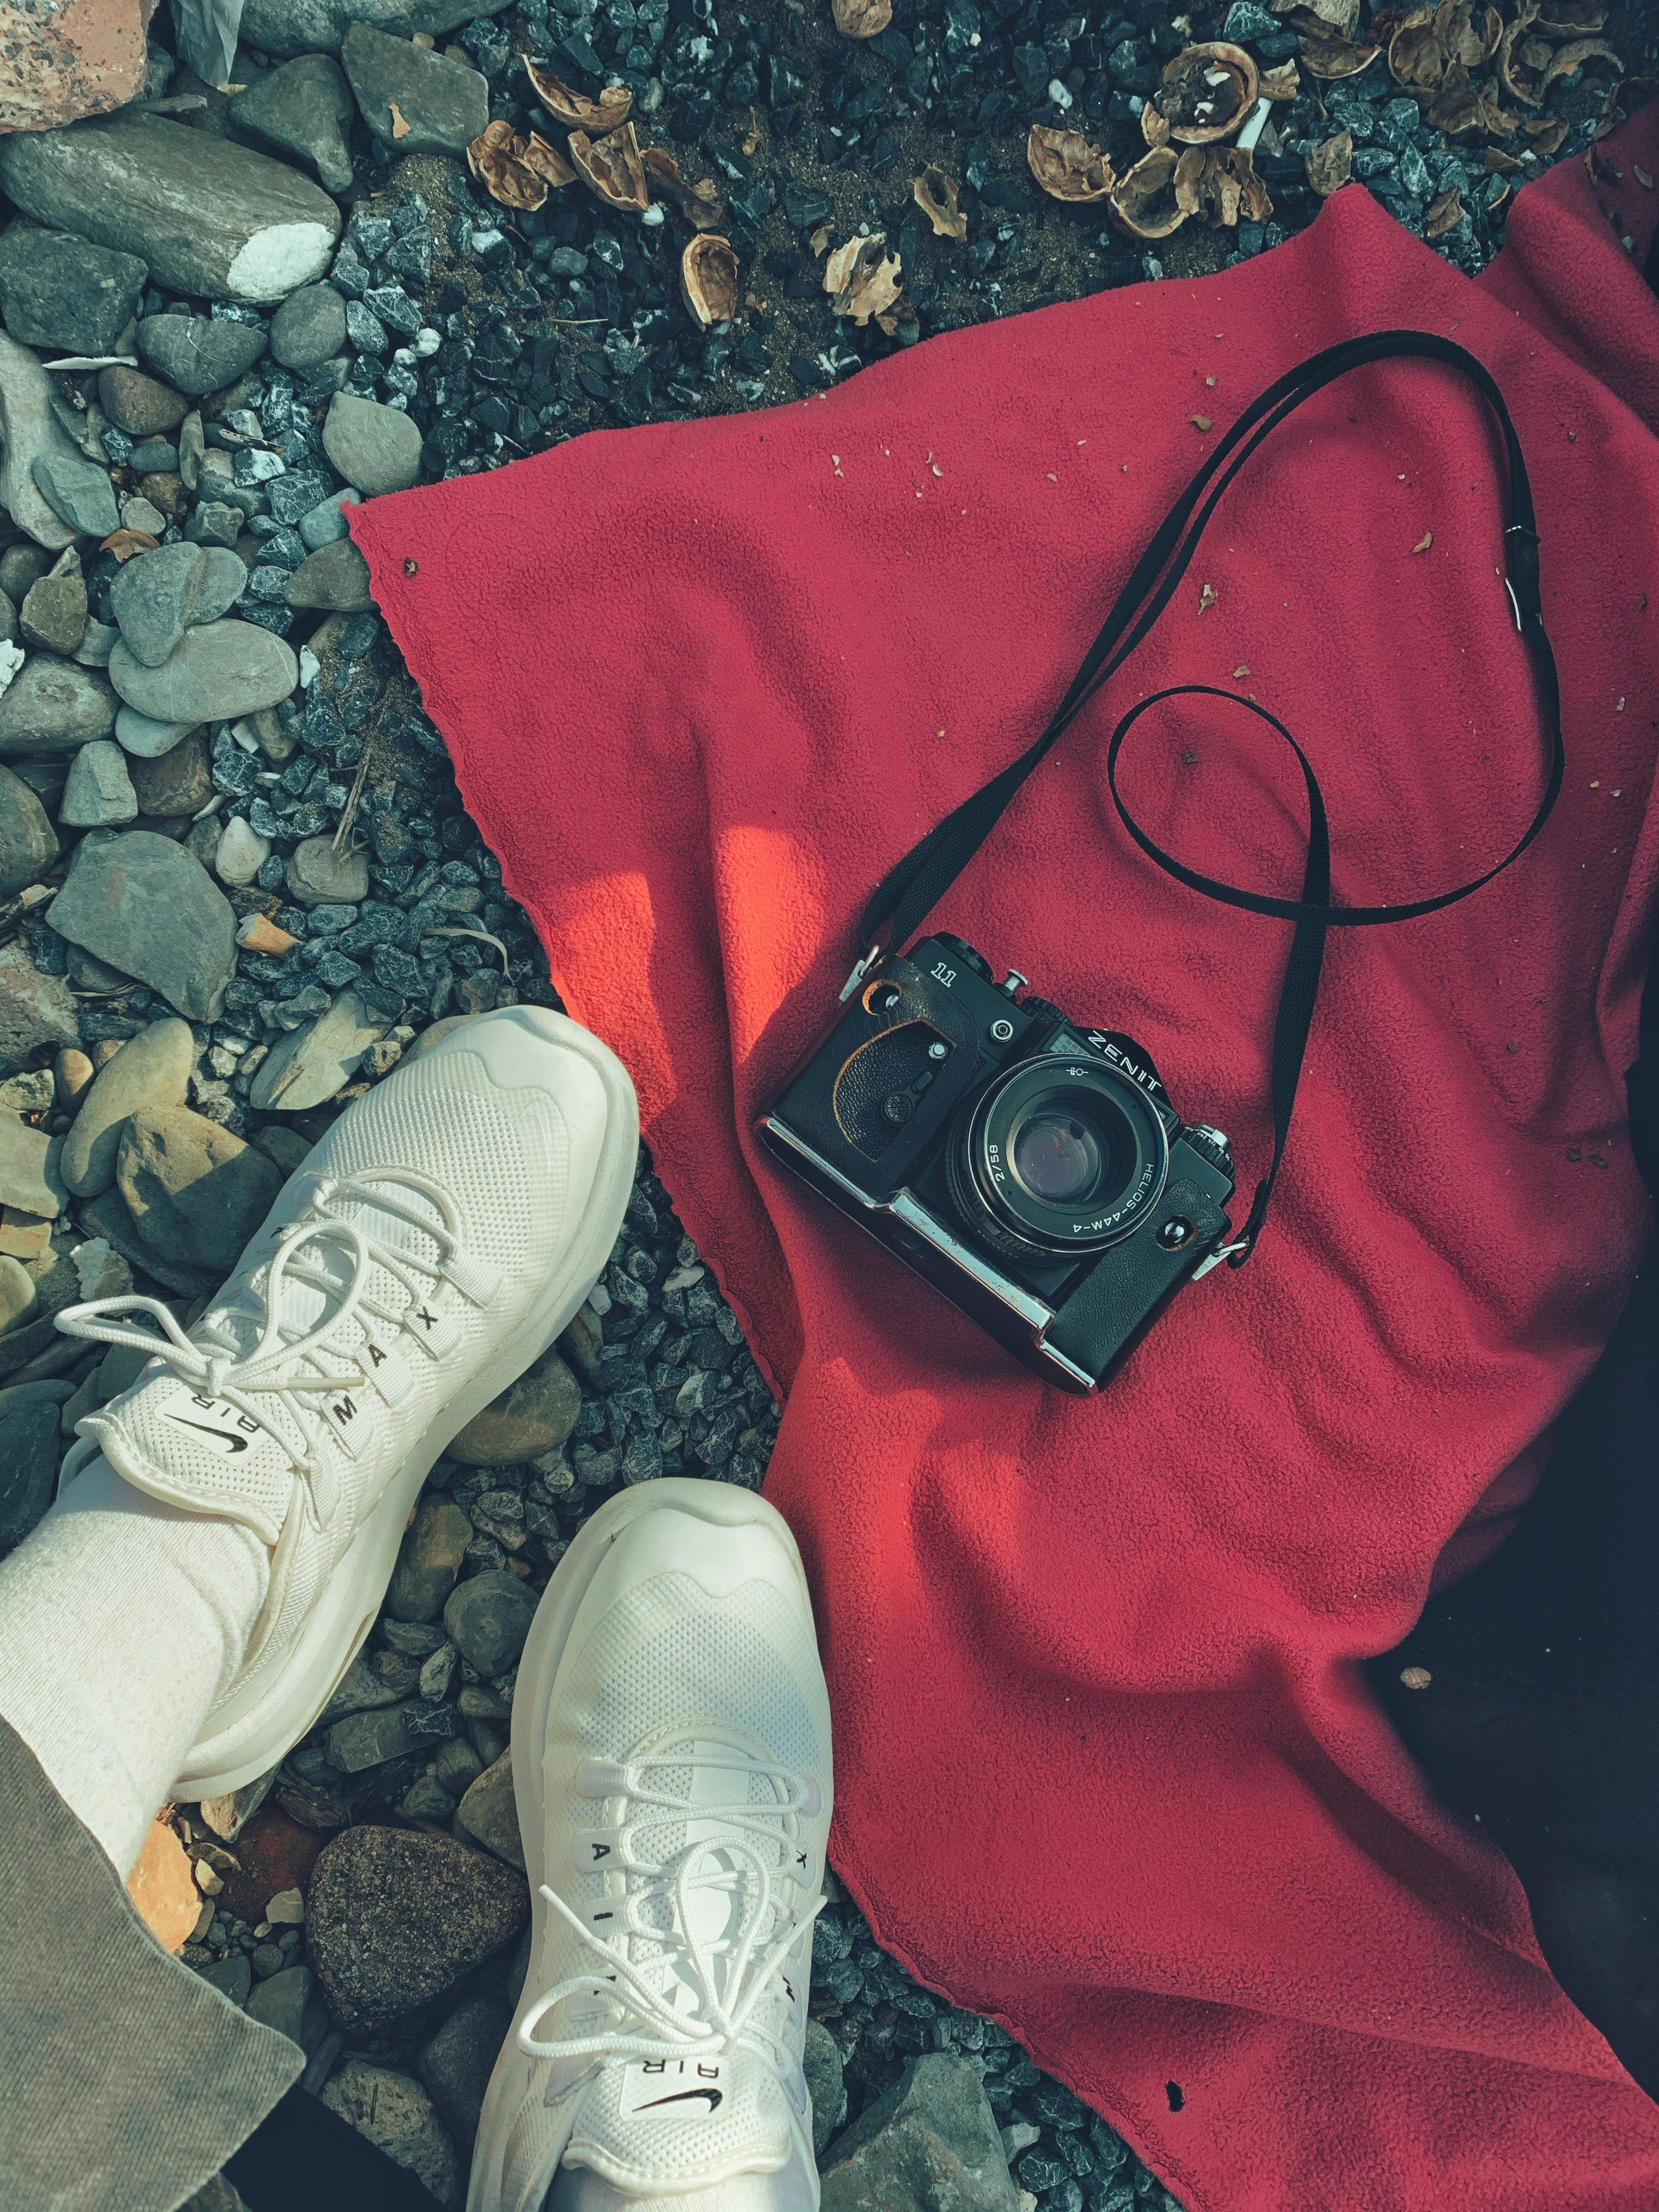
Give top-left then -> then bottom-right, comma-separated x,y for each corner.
216,815 -> 270,887
71,1237 -> 131,1300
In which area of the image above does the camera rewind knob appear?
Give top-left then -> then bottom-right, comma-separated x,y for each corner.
1186,1125 -> 1233,1168
999,970 -> 1028,997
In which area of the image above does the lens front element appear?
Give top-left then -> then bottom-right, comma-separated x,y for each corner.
947,1054 -> 1170,1259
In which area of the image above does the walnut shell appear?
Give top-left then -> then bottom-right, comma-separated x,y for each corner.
680,233 -> 738,326
523,59 -> 633,135
1109,146 -> 1188,239
568,122 -> 650,214
1027,125 -> 1116,202
1147,41 -> 1260,143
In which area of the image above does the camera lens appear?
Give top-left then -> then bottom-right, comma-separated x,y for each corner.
945,1053 -> 1170,1260
1011,1111 -> 1107,1205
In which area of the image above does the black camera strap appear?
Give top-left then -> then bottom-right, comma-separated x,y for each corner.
848,330 -> 1565,1270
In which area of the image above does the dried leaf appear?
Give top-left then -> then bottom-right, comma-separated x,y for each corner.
1523,110 -> 1568,152
1412,531 -> 1434,552
823,233 -> 904,324
99,528 -> 160,560
912,165 -> 968,240
1297,31 -> 1382,78
1199,582 -> 1218,612
1149,42 -> 1259,144
1109,145 -> 1188,239
875,297 -> 919,338
832,0 -> 891,35
1173,143 -> 1273,225
1425,182 -> 1464,234
1305,126 -> 1352,194
1428,60 -> 1519,136
1539,36 -> 1622,92
642,145 -> 724,229
1387,7 -> 1444,90
1497,1 -> 1545,106
1441,0 -> 1503,66
1637,164 -> 1656,189
1260,59 -> 1302,98
1027,125 -> 1116,202
810,223 -> 832,256
388,101 -> 411,139
568,122 -> 651,214
524,59 -> 633,135
680,233 -> 739,326
1273,0 -> 1360,34
1536,0 -> 1605,26
1484,143 -> 1523,171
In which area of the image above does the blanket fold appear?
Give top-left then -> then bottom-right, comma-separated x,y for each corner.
355,110 -> 1659,2212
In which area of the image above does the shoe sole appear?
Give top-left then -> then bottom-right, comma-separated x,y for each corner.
465,1477 -> 814,2212
173,1012 -> 641,1802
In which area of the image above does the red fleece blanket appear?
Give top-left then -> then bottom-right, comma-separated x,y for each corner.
356,111 -> 1659,2212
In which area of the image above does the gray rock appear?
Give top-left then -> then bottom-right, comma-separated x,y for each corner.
819,2057 -> 1018,2212
386,1497 -> 473,1623
0,1114 -> 65,1218
179,411 -> 206,492
130,730 -> 215,817
341,25 -> 488,157
73,618 -> 116,669
0,547 -> 48,603
432,1737 -> 482,1794
185,505 -> 244,552
319,2062 -> 462,2211
114,704 -> 198,759
0,658 -> 117,759
0,116 -> 342,307
136,315 -> 269,399
285,538 -> 374,613
0,762 -> 57,895
20,572 -> 88,655
417,1994 -> 509,2150
48,831 -> 236,1022
0,332 -> 83,551
805,2022 -> 848,2156
298,488 -> 360,550
110,542 -> 244,669
249,987 -> 385,1111
269,284 -> 348,374
450,1344 -> 582,1467
321,1647 -> 421,1725
97,366 -> 189,439
240,0 -> 511,58
285,834 -> 369,906
307,1824 -> 529,2033
0,940 -> 77,1063
117,1106 -> 284,1274
231,57 -> 356,196
195,1953 -> 254,2008
443,1571 -> 537,1679
59,739 -> 138,828
0,1395 -> 57,1543
327,1699 -> 421,1772
78,1184 -> 216,1299
321,391 -> 422,498
63,1017 -> 196,1198
109,619 -> 298,724
454,1750 -> 524,1872
30,450 -> 120,539
246,1965 -> 315,2047
0,222 -> 148,356
0,1251 -> 38,1331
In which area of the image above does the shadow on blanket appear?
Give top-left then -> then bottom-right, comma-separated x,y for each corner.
1378,927 -> 1659,2097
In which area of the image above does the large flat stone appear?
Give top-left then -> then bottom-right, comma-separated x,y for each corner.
249,988 -> 386,1111
109,619 -> 298,724
0,331 -> 83,551
341,25 -> 488,156
230,55 -> 356,197
0,658 -> 117,758
0,115 -> 341,306
0,941 -> 78,1068
0,763 -> 58,898
819,2057 -> 1019,2212
47,831 -> 236,1023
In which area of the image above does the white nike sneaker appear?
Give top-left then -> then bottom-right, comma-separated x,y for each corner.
467,1478 -> 834,2212
51,1007 -> 639,1801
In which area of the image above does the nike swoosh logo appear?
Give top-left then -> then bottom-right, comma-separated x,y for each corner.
637,2089 -> 723,2112
166,1415 -> 250,1454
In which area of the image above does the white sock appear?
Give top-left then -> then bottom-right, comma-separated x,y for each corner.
0,1453 -> 269,1877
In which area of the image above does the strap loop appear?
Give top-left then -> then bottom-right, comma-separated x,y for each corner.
855,331 -> 1564,1266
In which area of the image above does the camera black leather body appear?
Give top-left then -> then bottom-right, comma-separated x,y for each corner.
759,934 -> 1236,1391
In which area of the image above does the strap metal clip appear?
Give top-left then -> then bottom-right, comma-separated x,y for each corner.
839,941 -> 884,1003
1192,1237 -> 1250,1280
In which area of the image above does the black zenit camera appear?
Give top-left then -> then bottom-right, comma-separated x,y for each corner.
759,935 -> 1238,1392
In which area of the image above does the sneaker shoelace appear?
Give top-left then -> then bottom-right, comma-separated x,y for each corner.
518,1750 -> 826,2083
57,1166 -> 473,1526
